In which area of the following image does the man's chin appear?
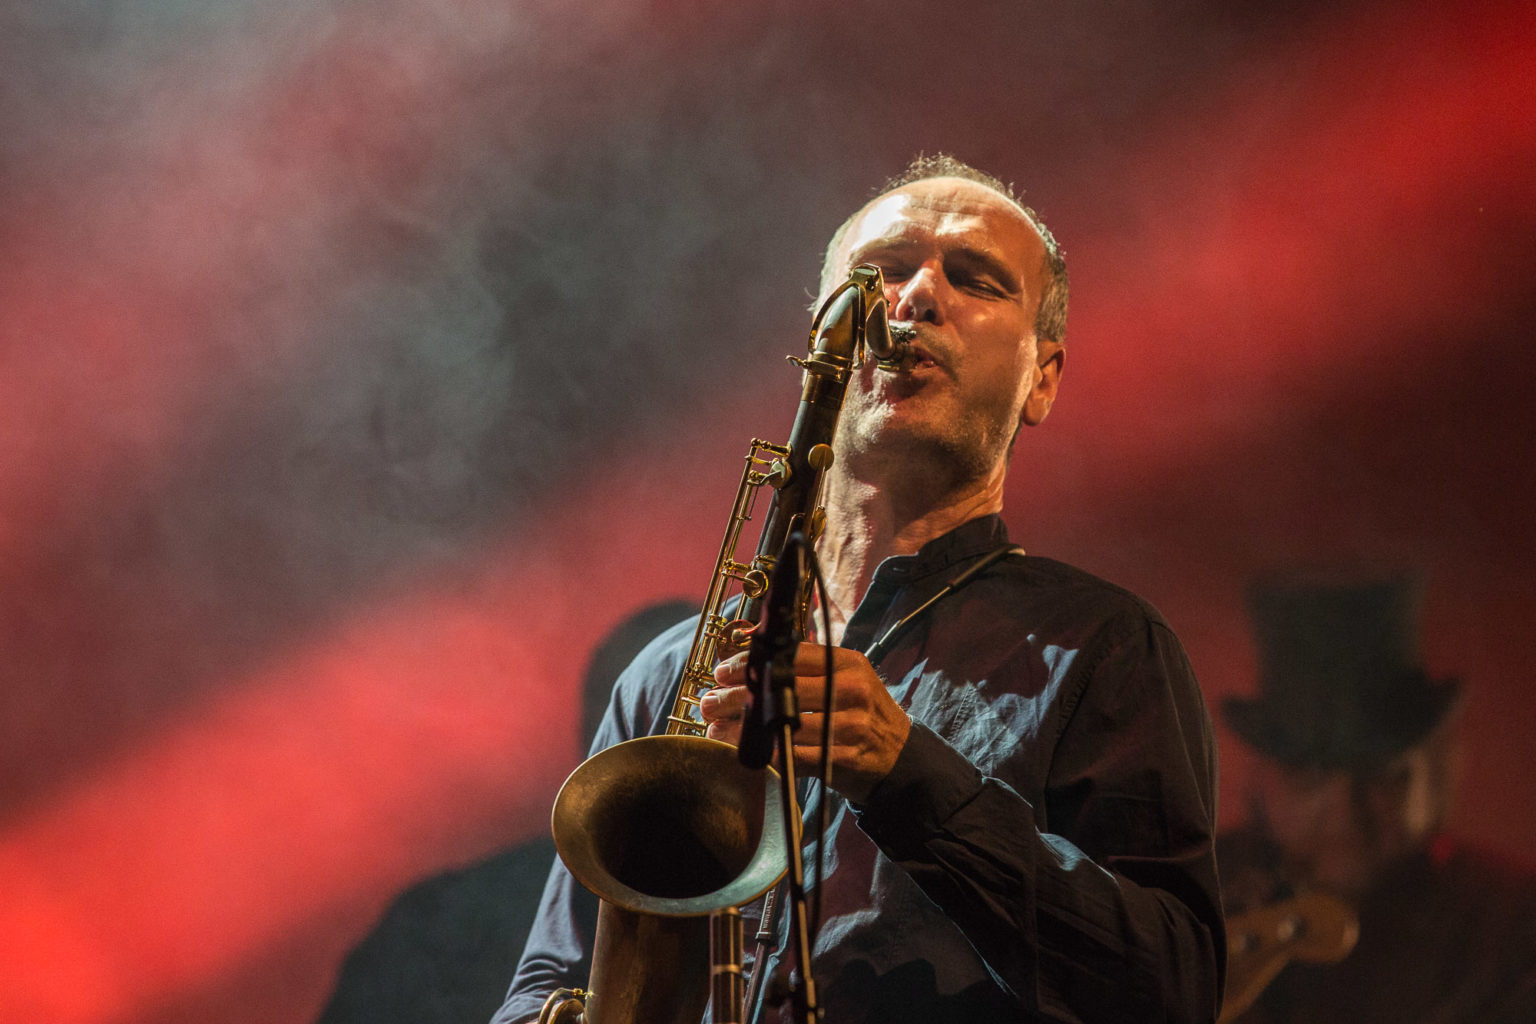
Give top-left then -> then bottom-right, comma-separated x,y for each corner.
843,419 -> 1000,482
842,412 -> 944,456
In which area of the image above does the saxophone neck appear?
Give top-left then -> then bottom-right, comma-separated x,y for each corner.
807,263 -> 909,370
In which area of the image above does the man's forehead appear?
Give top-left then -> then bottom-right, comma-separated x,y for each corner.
841,178 -> 1043,261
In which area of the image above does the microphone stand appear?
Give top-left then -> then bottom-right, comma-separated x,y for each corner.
741,533 -> 820,1024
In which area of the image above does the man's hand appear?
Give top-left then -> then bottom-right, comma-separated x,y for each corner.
699,643 -> 911,805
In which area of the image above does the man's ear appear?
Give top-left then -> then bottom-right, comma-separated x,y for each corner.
1021,340 -> 1064,427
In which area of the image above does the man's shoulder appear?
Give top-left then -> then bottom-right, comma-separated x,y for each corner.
604,612 -> 699,723
1005,553 -> 1176,634
1424,838 -> 1536,905
623,613 -> 699,667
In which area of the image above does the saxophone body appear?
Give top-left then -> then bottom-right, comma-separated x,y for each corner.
540,266 -> 908,1024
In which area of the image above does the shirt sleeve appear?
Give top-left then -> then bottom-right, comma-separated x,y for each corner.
489,622 -> 691,1024
491,855 -> 599,1024
852,614 -> 1225,1024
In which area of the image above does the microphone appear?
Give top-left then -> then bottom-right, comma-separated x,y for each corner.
739,533 -> 805,770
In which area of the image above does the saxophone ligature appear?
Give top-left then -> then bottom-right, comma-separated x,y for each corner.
539,265 -> 907,1024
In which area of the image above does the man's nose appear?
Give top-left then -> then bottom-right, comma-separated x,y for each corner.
891,265 -> 944,324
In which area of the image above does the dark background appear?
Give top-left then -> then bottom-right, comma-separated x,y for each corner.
2,0 -> 1532,1020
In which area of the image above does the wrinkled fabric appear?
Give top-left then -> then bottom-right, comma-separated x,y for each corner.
495,515 -> 1224,1024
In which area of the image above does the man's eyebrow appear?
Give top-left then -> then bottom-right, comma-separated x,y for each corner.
946,246 -> 1023,296
848,237 -> 922,264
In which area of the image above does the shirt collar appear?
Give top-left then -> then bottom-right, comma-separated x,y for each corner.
870,513 -> 1012,587
839,513 -> 1012,654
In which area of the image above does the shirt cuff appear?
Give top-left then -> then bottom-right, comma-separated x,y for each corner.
853,721 -> 985,855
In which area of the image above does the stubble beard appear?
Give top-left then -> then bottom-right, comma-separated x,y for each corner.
832,381 -> 1017,502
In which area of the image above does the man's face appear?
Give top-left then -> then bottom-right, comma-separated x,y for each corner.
1249,727 -> 1457,898
824,177 -> 1060,482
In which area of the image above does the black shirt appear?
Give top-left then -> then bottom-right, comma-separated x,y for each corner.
498,515 -> 1224,1023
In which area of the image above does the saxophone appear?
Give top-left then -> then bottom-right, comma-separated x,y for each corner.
539,265 -> 910,1024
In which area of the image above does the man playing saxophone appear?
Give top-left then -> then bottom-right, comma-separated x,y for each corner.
495,154 -> 1225,1024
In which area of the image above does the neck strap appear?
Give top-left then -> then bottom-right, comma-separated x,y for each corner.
862,542 -> 1025,664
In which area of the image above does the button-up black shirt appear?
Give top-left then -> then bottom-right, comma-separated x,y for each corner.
498,515 -> 1224,1023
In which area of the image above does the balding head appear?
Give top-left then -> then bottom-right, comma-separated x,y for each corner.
819,155 -> 1068,347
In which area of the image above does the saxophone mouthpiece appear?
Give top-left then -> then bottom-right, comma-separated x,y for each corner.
875,322 -> 917,371
864,293 -> 915,370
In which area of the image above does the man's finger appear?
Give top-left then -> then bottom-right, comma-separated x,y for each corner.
789,642 -> 863,673
700,684 -> 750,721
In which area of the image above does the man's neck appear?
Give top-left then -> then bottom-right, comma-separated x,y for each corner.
814,465 -> 1006,644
